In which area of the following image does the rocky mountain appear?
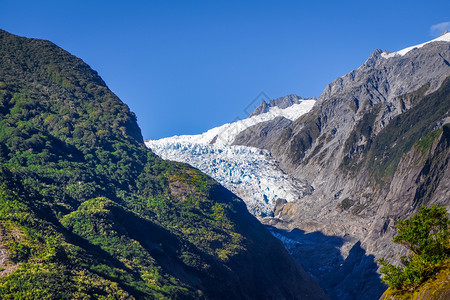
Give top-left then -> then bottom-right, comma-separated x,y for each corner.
237,33 -> 450,298
149,32 -> 450,299
0,29 -> 327,299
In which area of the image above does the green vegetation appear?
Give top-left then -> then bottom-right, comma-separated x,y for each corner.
379,205 -> 450,293
0,29 -> 306,299
339,79 -> 450,184
341,104 -> 381,169
415,127 -> 444,155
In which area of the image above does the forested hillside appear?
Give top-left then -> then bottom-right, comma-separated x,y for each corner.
0,29 -> 325,299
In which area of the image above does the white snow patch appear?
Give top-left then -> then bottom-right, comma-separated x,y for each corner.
381,32 -> 450,59
151,100 -> 315,146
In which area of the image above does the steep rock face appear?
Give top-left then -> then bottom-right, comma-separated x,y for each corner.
235,35 -> 450,298
236,37 -> 450,225
269,76 -> 450,260
365,122 -> 450,258
232,116 -> 293,150
0,29 -> 327,299
273,41 -> 450,182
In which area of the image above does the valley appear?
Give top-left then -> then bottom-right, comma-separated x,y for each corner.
0,23 -> 449,299
147,32 -> 450,299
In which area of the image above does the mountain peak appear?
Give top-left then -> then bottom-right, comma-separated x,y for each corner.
249,94 -> 314,117
382,31 -> 450,59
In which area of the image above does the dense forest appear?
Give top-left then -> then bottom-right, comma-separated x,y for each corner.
0,29 -> 324,299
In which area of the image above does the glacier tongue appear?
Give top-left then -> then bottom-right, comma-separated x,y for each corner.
146,141 -> 312,216
145,99 -> 315,216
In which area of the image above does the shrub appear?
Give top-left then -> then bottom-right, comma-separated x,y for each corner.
379,205 -> 450,290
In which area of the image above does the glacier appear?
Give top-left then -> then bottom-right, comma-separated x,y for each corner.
145,99 -> 315,216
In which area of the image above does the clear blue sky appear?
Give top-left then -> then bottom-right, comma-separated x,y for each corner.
1,0 -> 449,139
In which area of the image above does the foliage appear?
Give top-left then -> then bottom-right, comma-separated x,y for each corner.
339,78 -> 450,183
394,205 -> 449,258
0,29 -> 293,299
416,127 -> 443,155
379,205 -> 450,291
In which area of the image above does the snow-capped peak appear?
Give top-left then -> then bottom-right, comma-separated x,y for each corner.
381,31 -> 450,59
149,99 -> 315,147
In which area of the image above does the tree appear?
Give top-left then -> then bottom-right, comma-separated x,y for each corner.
379,205 -> 450,291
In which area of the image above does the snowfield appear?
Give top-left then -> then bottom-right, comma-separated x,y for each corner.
148,100 -> 315,146
381,31 -> 450,58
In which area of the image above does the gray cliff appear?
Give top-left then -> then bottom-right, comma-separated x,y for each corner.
234,39 -> 450,299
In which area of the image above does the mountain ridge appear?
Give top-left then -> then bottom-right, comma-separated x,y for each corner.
0,28 -> 326,299
249,94 -> 315,117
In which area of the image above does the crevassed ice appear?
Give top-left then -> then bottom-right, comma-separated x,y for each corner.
145,99 -> 315,216
147,141 -> 310,216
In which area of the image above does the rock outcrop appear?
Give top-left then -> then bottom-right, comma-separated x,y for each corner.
249,94 -> 314,117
